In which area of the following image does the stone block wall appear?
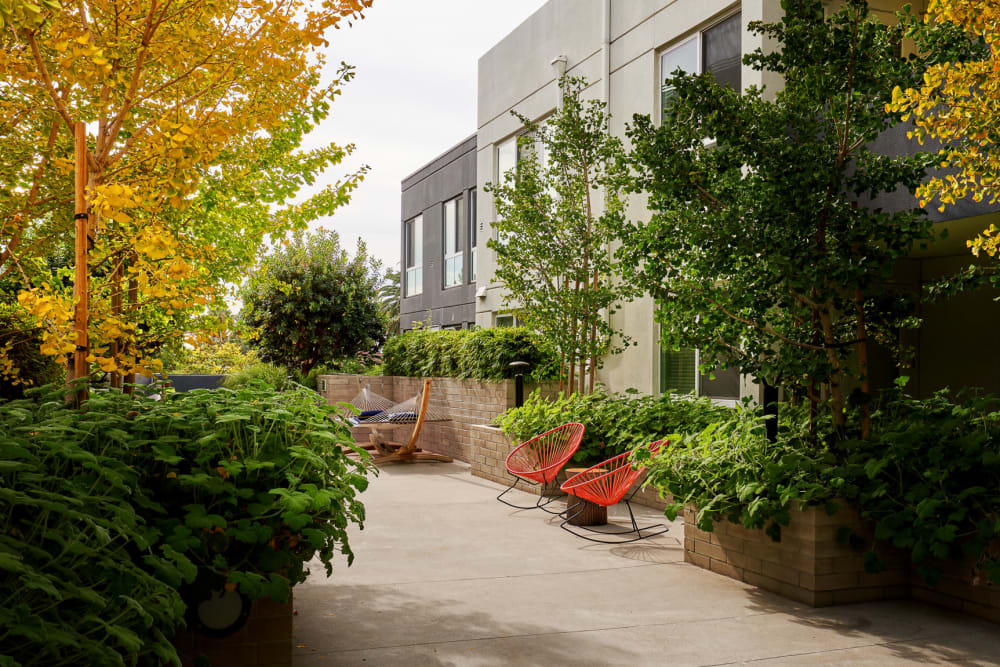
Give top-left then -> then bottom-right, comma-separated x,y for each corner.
173,594 -> 293,667
683,504 -> 910,607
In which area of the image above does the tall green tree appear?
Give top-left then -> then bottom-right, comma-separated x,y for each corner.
619,0 -> 940,434
240,230 -> 385,376
486,77 -> 633,394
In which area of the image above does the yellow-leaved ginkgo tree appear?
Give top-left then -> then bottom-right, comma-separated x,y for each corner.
0,0 -> 371,389
888,0 -> 1000,258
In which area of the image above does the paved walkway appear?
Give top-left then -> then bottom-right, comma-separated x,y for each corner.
292,462 -> 1000,666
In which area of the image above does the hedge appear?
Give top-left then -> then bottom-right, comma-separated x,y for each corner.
382,327 -> 559,381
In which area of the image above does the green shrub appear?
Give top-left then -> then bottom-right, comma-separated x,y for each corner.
499,388 -> 731,464
382,327 -> 559,381
641,390 -> 1000,586
0,389 -> 185,666
0,382 -> 373,665
222,362 -> 290,390
169,341 -> 259,374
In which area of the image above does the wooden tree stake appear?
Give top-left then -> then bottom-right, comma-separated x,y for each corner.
72,121 -> 89,403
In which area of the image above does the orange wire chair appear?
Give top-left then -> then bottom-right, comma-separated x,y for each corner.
497,423 -> 585,513
559,440 -> 670,543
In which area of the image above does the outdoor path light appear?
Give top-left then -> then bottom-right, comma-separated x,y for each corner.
509,361 -> 530,408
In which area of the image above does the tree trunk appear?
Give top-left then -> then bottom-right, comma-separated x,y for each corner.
855,289 -> 871,439
818,307 -> 845,430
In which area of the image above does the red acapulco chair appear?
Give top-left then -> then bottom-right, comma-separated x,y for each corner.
559,440 -> 670,543
497,422 -> 585,513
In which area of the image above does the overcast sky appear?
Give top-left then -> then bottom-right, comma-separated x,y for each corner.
300,0 -> 547,271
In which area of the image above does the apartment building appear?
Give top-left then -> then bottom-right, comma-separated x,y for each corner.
471,0 -> 1000,399
400,134 -> 478,331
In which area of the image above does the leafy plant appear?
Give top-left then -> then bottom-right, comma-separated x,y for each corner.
0,388 -> 185,666
499,388 -> 731,464
620,1 -> 941,434
221,363 -> 291,390
131,384 -> 373,602
641,390 -> 1000,586
0,382 -> 373,665
169,342 -> 259,375
382,327 -> 560,381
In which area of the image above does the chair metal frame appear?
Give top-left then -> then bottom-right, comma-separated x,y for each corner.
496,422 -> 584,514
559,441 -> 670,543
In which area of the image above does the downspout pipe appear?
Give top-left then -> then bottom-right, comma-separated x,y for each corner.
601,0 -> 610,107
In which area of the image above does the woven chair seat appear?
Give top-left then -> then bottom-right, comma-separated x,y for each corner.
505,423 -> 584,484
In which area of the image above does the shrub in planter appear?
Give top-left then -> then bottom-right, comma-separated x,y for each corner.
641,390 -> 1000,586
0,389 -> 185,666
0,383 -> 373,665
499,388 -> 731,464
129,384 -> 373,604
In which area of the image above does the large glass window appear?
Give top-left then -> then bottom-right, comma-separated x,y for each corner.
404,214 -> 422,297
703,13 -> 742,92
660,13 -> 742,121
443,197 -> 463,288
468,189 -> 477,283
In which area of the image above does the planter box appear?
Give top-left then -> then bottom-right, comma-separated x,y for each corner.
684,504 -> 1000,623
910,540 -> 1000,625
683,503 -> 909,607
172,594 -> 293,667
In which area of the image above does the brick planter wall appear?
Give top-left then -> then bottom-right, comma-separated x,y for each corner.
318,374 -> 669,511
173,594 -> 293,667
684,505 -> 1000,623
910,541 -> 1000,625
684,504 -> 909,607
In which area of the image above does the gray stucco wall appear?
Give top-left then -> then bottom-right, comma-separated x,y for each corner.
400,134 -> 478,331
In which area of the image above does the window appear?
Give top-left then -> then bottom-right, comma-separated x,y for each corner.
497,136 -> 517,183
443,197 -> 463,288
469,189 -> 477,283
495,313 -> 520,328
659,345 -> 740,401
404,214 -> 422,297
660,12 -> 742,121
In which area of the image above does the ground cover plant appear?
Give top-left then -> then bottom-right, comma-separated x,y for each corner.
641,389 -> 1000,586
0,383 -> 372,666
499,388 -> 731,464
382,327 -> 559,381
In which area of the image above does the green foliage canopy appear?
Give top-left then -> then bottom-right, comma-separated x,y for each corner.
241,229 -> 386,376
486,77 -> 634,394
619,0 -> 938,429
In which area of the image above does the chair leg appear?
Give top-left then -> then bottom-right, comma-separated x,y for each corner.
560,500 -> 670,544
497,474 -> 563,512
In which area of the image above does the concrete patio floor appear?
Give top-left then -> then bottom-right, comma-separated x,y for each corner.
292,462 -> 1000,666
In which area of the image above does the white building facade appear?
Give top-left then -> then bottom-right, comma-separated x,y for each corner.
472,0 -> 1000,399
